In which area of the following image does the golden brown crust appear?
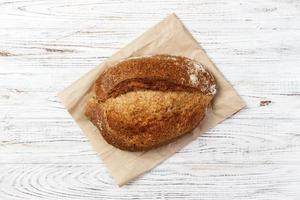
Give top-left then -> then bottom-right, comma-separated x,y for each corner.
86,91 -> 209,151
85,55 -> 216,151
95,55 -> 216,102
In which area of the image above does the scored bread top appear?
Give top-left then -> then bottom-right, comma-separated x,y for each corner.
86,54 -> 217,151
95,55 -> 216,101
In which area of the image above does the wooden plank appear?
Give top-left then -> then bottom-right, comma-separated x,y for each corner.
0,0 -> 300,199
0,163 -> 299,200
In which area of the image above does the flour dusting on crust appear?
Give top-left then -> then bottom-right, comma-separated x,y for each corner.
186,59 -> 216,95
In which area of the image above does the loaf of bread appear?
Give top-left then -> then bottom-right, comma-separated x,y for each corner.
85,55 -> 216,151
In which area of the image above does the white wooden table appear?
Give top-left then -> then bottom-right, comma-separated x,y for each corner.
1,0 -> 300,199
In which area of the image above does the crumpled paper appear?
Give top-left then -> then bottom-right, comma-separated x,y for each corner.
58,13 -> 246,186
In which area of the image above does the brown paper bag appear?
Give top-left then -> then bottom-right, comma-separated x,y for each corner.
58,13 -> 246,186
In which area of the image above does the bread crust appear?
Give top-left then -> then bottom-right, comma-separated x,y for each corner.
95,55 -> 215,101
85,55 -> 216,151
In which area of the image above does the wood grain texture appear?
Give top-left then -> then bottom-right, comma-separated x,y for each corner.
0,0 -> 300,199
